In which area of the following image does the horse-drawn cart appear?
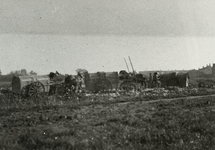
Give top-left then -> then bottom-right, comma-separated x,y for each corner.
83,71 -> 145,93
11,75 -> 64,98
83,72 -> 119,92
118,70 -> 147,92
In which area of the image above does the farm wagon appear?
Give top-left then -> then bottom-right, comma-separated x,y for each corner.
158,72 -> 190,88
11,75 -> 65,98
83,71 -> 138,93
82,72 -> 117,92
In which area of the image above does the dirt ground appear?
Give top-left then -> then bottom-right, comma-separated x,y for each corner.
0,94 -> 215,150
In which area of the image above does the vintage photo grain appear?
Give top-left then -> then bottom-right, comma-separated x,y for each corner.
0,0 -> 215,149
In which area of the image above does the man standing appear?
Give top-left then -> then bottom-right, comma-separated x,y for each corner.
153,72 -> 161,87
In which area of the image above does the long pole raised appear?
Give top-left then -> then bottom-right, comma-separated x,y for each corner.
128,56 -> 138,85
124,58 -> 130,73
128,56 -> 135,74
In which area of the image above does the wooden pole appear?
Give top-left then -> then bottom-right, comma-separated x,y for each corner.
124,58 -> 130,73
128,56 -> 135,74
128,56 -> 138,86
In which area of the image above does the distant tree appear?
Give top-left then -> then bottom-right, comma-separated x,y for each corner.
29,70 -> 37,76
8,69 -> 29,76
9,71 -> 19,76
21,69 -> 28,75
0,70 -> 2,75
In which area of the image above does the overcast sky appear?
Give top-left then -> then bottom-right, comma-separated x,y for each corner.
1,0 -> 215,75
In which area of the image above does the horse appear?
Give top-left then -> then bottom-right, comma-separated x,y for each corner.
119,70 -> 132,80
119,70 -> 147,88
64,73 -> 83,93
48,71 -> 62,95
48,71 -> 84,96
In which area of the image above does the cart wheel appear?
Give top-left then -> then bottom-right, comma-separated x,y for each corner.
120,81 -> 136,93
21,85 -> 29,98
29,82 -> 45,98
94,78 -> 112,92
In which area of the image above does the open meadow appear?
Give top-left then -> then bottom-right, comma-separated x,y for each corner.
0,91 -> 215,150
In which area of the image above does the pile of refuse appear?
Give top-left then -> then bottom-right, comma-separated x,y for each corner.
138,86 -> 215,97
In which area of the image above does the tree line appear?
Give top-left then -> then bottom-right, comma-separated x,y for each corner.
0,69 -> 37,76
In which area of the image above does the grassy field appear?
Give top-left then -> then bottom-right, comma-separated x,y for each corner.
0,93 -> 215,150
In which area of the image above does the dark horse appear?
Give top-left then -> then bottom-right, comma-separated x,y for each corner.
119,70 -> 147,88
64,75 -> 81,93
48,71 -> 83,95
48,71 -> 63,95
64,73 -> 83,93
48,71 -> 60,79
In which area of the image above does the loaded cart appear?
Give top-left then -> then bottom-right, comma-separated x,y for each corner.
11,75 -> 64,98
83,71 -> 140,93
83,72 -> 115,92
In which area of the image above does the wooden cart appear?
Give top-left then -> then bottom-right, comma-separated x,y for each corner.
11,75 -> 64,98
83,72 -> 118,92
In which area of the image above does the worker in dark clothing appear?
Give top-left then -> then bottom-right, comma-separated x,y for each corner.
153,72 -> 161,87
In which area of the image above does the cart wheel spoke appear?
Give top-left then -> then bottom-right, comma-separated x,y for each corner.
29,82 -> 45,98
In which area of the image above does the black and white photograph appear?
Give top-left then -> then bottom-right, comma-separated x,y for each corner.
0,0 -> 215,149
